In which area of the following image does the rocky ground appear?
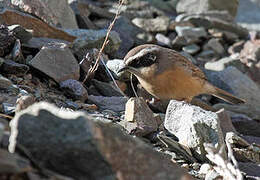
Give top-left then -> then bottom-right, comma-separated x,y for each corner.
0,0 -> 260,180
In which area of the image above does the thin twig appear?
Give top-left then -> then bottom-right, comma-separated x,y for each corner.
0,113 -> 13,119
82,0 -> 124,84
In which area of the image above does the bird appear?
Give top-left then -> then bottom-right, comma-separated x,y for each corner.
118,44 -> 245,105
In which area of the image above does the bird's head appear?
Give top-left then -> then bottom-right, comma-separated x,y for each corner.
118,44 -> 160,80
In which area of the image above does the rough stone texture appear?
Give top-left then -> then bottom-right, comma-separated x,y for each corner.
0,9 -> 76,42
59,79 -> 88,102
175,26 -> 207,43
92,80 -> 123,97
155,33 -> 171,47
9,102 -> 192,180
182,44 -> 200,55
236,0 -> 260,31
87,95 -> 128,112
11,39 -> 25,64
15,95 -> 35,113
11,0 -> 78,29
106,59 -> 131,81
204,56 -> 242,71
204,38 -> 225,55
29,43 -> 80,83
67,29 -> 121,59
239,162 -> 260,179
132,16 -> 170,32
0,59 -> 29,76
123,97 -> 158,136
0,24 -> 16,57
0,75 -> 13,89
176,0 -> 239,19
164,100 -> 224,161
206,66 -> 260,120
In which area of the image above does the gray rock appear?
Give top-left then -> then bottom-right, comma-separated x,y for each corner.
204,56 -> 241,71
206,66 -> 260,119
29,43 -> 80,83
0,122 -> 4,142
11,39 -> 25,64
182,44 -> 200,55
236,0 -> 260,31
172,36 -> 190,48
0,59 -> 29,76
11,0 -> 78,29
239,162 -> 260,179
9,102 -> 191,180
132,16 -> 170,32
175,26 -> 207,42
59,79 -> 88,102
155,33 -> 171,47
143,0 -> 178,14
176,0 -> 239,19
92,79 -> 123,97
107,16 -> 144,58
164,100 -> 224,161
8,24 -> 32,43
197,50 -> 217,61
88,95 -> 127,112
106,59 -> 131,81
67,29 -> 121,59
204,38 -> 225,55
179,14 -> 248,39
0,74 -> 13,89
122,97 -> 158,136
24,37 -> 70,50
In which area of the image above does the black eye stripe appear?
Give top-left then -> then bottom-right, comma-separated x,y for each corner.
128,53 -> 157,68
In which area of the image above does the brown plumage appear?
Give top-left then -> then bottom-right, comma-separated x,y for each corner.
119,44 -> 245,104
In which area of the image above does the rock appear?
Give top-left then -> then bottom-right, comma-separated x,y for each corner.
0,59 -> 29,76
0,74 -> 13,89
29,43 -> 80,83
205,170 -> 222,180
0,8 -> 76,42
175,26 -> 207,42
204,56 -> 242,71
92,79 -> 123,97
204,38 -> 225,55
176,0 -> 239,19
8,24 -> 32,43
172,36 -> 190,49
236,0 -> 260,31
239,162 -> 260,179
239,40 -> 260,86
206,66 -> 260,119
155,33 -> 171,47
122,97 -> 158,136
132,16 -> 170,32
143,0 -> 177,14
216,109 -> 237,138
15,95 -> 35,113
231,115 -> 260,137
106,59 -> 131,81
0,122 -> 4,142
59,79 -> 88,102
199,163 -> 212,175
87,95 -> 127,112
164,100 -> 224,161
23,37 -> 70,50
179,14 -> 248,39
67,29 -> 121,59
180,51 -> 198,65
107,16 -> 144,58
228,41 -> 245,55
11,39 -> 25,64
182,44 -> 200,55
196,50 -> 217,61
11,0 -> 78,29
0,24 -> 16,57
9,102 -> 191,180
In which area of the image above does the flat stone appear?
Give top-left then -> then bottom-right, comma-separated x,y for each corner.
106,59 -> 131,81
67,29 -> 121,59
155,33 -> 171,47
0,59 -> 29,76
123,97 -> 158,136
204,38 -> 225,55
11,0 -> 78,29
87,95 -> 127,112
92,79 -> 123,97
11,39 -> 25,64
182,44 -> 200,55
175,26 -> 207,40
29,43 -> 80,83
164,100 -> 225,161
8,24 -> 32,43
59,79 -> 88,102
9,102 -> 191,180
0,74 -> 13,89
0,8 -> 76,42
204,56 -> 241,71
132,16 -> 170,32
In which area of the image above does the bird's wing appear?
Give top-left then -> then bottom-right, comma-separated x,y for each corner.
169,50 -> 207,81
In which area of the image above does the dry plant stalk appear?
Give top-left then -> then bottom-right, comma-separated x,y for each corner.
82,0 -> 124,84
204,143 -> 243,180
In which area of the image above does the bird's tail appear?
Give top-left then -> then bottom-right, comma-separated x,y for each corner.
211,86 -> 245,104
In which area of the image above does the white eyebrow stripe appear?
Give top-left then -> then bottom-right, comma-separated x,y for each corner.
125,47 -> 159,65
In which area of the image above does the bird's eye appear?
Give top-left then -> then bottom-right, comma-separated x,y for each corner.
128,53 -> 157,68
